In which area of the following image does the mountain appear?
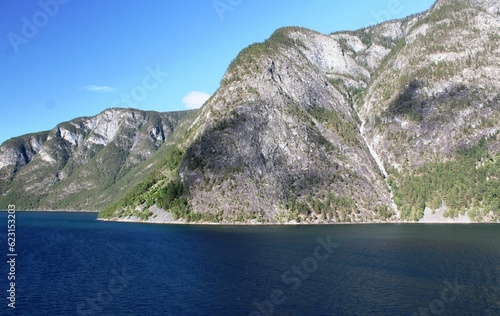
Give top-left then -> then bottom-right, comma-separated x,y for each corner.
359,0 -> 500,221
0,108 -> 197,210
3,0 -> 498,223
99,25 -> 406,223
97,0 -> 499,223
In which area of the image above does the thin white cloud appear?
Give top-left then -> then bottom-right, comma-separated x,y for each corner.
82,85 -> 114,93
182,91 -> 210,109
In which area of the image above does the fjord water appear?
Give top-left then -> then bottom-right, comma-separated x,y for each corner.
1,212 -> 499,315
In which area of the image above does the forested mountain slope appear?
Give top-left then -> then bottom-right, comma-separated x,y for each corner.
99,0 -> 498,223
0,108 -> 196,210
2,0 -> 497,223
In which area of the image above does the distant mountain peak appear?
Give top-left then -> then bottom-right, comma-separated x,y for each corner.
0,108 -> 195,210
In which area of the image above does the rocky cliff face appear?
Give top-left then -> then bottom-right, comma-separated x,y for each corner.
4,0 -> 498,223
358,0 -> 500,220
0,108 -> 193,210
104,0 -> 496,223
176,27 -> 399,223
361,0 -> 500,167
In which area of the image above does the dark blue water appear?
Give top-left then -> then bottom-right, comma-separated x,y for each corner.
0,212 -> 499,315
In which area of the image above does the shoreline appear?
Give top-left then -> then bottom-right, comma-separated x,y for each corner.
0,209 -> 99,213
97,218 -> 499,226
97,217 -> 499,226
2,209 -> 498,225
95,206 -> 498,225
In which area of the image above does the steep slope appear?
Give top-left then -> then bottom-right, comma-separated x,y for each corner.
0,108 -> 195,210
177,27 -> 398,223
101,25 -> 418,224
4,0 -> 494,223
100,0 -> 499,224
359,0 -> 500,221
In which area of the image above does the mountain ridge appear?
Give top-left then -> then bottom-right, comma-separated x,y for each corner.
0,108 -> 197,210
98,0 -> 497,223
2,0 -> 498,223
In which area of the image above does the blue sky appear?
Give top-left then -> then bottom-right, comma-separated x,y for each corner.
0,0 -> 435,144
